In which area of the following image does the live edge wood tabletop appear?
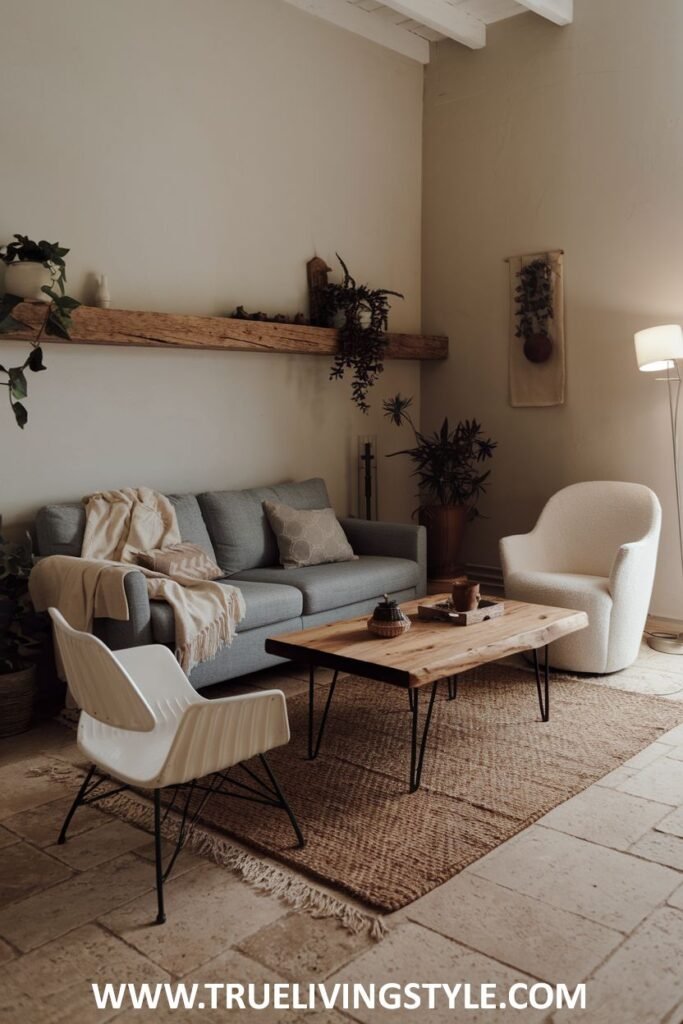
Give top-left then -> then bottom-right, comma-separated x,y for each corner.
265,596 -> 589,689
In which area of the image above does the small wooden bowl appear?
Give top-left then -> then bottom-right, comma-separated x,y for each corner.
367,617 -> 411,638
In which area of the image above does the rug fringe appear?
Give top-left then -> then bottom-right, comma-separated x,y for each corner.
43,760 -> 386,940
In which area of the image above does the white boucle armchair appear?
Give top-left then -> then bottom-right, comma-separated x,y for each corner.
500,482 -> 661,674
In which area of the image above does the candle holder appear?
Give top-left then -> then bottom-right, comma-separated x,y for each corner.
357,435 -> 378,520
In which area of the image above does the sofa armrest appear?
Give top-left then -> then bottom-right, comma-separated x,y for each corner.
94,570 -> 153,650
339,518 -> 427,598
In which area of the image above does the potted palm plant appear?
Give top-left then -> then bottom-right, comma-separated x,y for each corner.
384,394 -> 497,577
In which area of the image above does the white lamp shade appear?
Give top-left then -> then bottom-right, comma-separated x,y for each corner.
634,324 -> 683,372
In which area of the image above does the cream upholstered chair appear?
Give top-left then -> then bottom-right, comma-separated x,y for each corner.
500,482 -> 661,674
49,608 -> 303,925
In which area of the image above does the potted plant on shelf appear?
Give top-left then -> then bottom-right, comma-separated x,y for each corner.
515,256 -> 554,363
0,525 -> 46,736
0,234 -> 80,428
384,394 -> 497,578
314,254 -> 403,414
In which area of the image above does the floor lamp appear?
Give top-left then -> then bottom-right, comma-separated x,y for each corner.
634,324 -> 683,653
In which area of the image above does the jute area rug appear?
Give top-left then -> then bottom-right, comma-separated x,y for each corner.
54,663 -> 682,920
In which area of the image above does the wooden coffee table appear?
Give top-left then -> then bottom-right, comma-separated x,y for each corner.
266,596 -> 588,792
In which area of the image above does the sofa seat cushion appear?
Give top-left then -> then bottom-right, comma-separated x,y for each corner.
231,555 -> 420,615
197,478 -> 330,575
150,579 -> 303,644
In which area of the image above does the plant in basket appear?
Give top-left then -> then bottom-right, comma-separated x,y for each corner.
0,523 -> 48,735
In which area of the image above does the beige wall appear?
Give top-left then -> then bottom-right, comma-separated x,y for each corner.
422,0 -> 683,616
0,0 -> 422,530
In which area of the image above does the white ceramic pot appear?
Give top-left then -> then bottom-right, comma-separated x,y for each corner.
4,261 -> 55,302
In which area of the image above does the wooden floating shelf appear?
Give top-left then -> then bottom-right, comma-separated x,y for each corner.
6,302 -> 448,361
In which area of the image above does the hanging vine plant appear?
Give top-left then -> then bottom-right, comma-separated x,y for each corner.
0,236 -> 80,429
319,254 -> 402,414
515,257 -> 554,364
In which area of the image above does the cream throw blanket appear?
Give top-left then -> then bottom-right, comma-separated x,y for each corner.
30,487 -> 245,673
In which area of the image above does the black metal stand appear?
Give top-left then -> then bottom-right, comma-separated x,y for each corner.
57,764 -> 129,845
57,754 -> 305,926
447,676 -> 458,701
532,644 -> 550,722
409,681 -> 438,792
308,666 -> 338,759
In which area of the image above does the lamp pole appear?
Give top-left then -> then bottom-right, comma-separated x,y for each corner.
635,324 -> 683,653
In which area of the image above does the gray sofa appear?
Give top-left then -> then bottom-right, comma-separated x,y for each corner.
35,478 -> 427,689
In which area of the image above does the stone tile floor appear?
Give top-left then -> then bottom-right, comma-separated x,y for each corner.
0,652 -> 682,1023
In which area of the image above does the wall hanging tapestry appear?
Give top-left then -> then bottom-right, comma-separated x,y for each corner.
508,249 -> 565,407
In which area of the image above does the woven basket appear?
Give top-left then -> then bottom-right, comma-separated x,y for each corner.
366,618 -> 411,638
0,666 -> 37,737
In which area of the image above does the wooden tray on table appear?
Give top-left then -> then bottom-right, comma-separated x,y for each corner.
417,597 -> 505,626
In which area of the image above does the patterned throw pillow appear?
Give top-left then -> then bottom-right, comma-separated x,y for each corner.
136,542 -> 223,580
263,502 -> 357,569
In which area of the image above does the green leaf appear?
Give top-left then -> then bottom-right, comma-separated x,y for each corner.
26,347 -> 46,372
0,314 -> 24,335
55,295 -> 80,311
45,309 -> 71,340
11,400 -> 27,429
0,293 -> 25,334
8,367 -> 27,400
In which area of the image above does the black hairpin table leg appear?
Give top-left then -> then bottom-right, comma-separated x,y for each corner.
308,665 -> 338,760
447,676 -> 458,701
532,644 -> 550,722
408,682 -> 438,792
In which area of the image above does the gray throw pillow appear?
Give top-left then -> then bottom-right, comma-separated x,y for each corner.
263,502 -> 357,569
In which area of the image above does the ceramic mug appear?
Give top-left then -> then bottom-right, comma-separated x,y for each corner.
451,576 -> 480,612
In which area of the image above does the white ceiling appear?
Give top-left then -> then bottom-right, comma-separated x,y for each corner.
282,0 -> 573,62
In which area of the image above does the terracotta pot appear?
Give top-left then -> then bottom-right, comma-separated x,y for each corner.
523,331 -> 553,363
0,665 -> 37,737
4,261 -> 55,302
419,504 -> 469,578
451,576 -> 480,611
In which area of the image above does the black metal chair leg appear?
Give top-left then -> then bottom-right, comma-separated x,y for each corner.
532,645 -> 550,722
57,764 -> 96,845
308,667 -> 338,760
260,753 -> 306,849
154,789 -> 166,925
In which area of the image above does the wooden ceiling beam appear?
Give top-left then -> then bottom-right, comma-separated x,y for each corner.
381,0 -> 486,49
515,0 -> 573,26
281,0 -> 430,63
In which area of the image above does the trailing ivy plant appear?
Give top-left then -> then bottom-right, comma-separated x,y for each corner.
0,235 -> 80,428
318,255 -> 402,414
383,393 -> 497,517
514,257 -> 554,362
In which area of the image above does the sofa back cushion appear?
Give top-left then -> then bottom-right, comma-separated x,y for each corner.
35,503 -> 85,557
198,478 -> 331,574
35,493 -> 217,561
167,494 -> 218,561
